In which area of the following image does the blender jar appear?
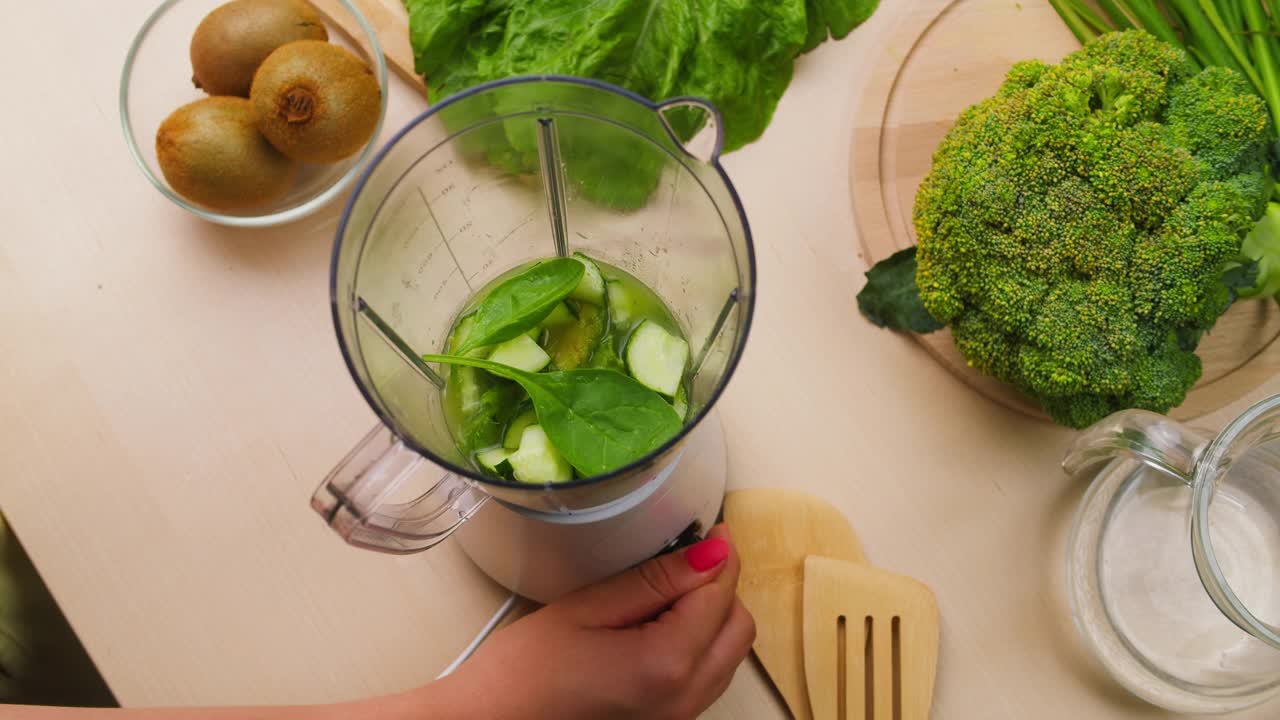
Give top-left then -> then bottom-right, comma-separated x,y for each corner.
311,77 -> 755,599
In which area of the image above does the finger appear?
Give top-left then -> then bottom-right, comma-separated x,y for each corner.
556,527 -> 733,628
688,598 -> 756,703
643,525 -> 741,659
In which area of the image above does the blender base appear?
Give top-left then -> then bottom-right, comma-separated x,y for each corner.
455,411 -> 728,603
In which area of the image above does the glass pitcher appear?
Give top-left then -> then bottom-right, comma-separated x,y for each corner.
1063,396 -> 1280,713
310,77 -> 755,562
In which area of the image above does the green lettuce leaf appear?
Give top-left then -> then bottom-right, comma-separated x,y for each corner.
405,0 -> 880,154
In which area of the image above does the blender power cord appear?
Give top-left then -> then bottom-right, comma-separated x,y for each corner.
436,592 -> 520,678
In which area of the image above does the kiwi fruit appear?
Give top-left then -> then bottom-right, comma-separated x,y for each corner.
190,0 -> 328,97
156,97 -> 299,211
250,40 -> 381,163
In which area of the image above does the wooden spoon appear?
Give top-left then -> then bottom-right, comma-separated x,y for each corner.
724,489 -> 867,720
307,0 -> 426,97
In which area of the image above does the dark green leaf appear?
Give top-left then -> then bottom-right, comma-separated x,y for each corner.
455,259 -> 584,355
856,247 -> 944,333
423,354 -> 682,477
406,0 -> 879,155
1223,258 -> 1261,303
803,0 -> 881,53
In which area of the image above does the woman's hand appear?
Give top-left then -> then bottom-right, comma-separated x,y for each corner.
426,523 -> 754,720
9,525 -> 751,720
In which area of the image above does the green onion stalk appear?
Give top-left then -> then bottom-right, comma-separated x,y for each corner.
1051,0 -> 1280,299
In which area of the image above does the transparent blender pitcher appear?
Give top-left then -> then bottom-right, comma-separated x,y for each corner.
1063,396 -> 1280,713
311,77 -> 754,599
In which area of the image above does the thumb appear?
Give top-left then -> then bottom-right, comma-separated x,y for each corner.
556,525 -> 734,629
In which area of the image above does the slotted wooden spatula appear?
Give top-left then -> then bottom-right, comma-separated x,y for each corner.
724,489 -> 867,720
803,556 -> 939,720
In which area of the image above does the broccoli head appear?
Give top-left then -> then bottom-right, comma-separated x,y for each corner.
913,31 -> 1271,428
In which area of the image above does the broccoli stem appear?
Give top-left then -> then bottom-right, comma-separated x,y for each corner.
1051,0 -> 1101,43
1096,0 -> 1136,29
1242,2 -> 1280,126
1195,1 -> 1266,94
1072,1 -> 1119,34
1125,0 -> 1194,53
1165,0 -> 1252,80
1219,0 -> 1245,34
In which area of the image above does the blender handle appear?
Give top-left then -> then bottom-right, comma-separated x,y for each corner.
311,424 -> 489,554
1062,410 -> 1210,485
655,97 -> 724,164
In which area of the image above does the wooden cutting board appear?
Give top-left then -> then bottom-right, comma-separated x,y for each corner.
309,0 -> 424,97
724,489 -> 867,720
849,0 -> 1280,423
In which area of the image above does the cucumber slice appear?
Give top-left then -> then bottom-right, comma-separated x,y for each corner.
450,369 -> 523,452
476,447 -> 512,474
671,383 -> 689,420
509,425 -> 573,484
541,302 -> 576,328
487,334 -> 551,373
503,409 -> 538,450
607,281 -> 637,327
570,253 -> 606,304
546,301 -> 606,370
626,321 -> 689,396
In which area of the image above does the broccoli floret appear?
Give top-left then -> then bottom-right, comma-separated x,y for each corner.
913,31 -> 1272,428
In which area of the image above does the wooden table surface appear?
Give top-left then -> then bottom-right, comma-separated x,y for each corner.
2,1 -> 1276,718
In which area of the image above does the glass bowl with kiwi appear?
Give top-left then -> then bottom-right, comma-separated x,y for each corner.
120,0 -> 389,226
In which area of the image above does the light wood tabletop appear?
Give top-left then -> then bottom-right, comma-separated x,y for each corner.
2,1 -> 1277,718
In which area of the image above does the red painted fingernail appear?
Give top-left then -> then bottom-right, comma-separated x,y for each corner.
686,537 -> 731,572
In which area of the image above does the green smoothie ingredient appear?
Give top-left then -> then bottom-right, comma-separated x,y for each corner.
856,31 -> 1273,428
454,258 -> 584,354
423,355 -> 682,478
436,255 -> 692,481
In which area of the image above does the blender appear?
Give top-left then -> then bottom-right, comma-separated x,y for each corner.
311,76 -> 756,602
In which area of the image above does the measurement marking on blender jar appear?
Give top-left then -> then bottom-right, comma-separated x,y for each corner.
467,211 -> 540,284
536,117 -> 570,258
356,297 -> 445,388
417,186 -> 473,293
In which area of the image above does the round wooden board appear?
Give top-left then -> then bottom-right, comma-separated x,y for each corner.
850,0 -> 1280,423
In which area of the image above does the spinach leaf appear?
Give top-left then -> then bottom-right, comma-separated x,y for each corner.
423,353 -> 682,477
406,0 -> 880,155
455,259 -> 584,355
856,246 -> 944,333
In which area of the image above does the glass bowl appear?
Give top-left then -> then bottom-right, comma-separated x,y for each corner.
119,0 -> 389,227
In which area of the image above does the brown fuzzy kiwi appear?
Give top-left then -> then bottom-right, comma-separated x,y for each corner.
251,40 -> 381,163
156,97 -> 299,211
190,0 -> 328,97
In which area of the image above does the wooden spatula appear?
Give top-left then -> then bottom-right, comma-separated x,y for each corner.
724,489 -> 867,720
802,556 -> 939,720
